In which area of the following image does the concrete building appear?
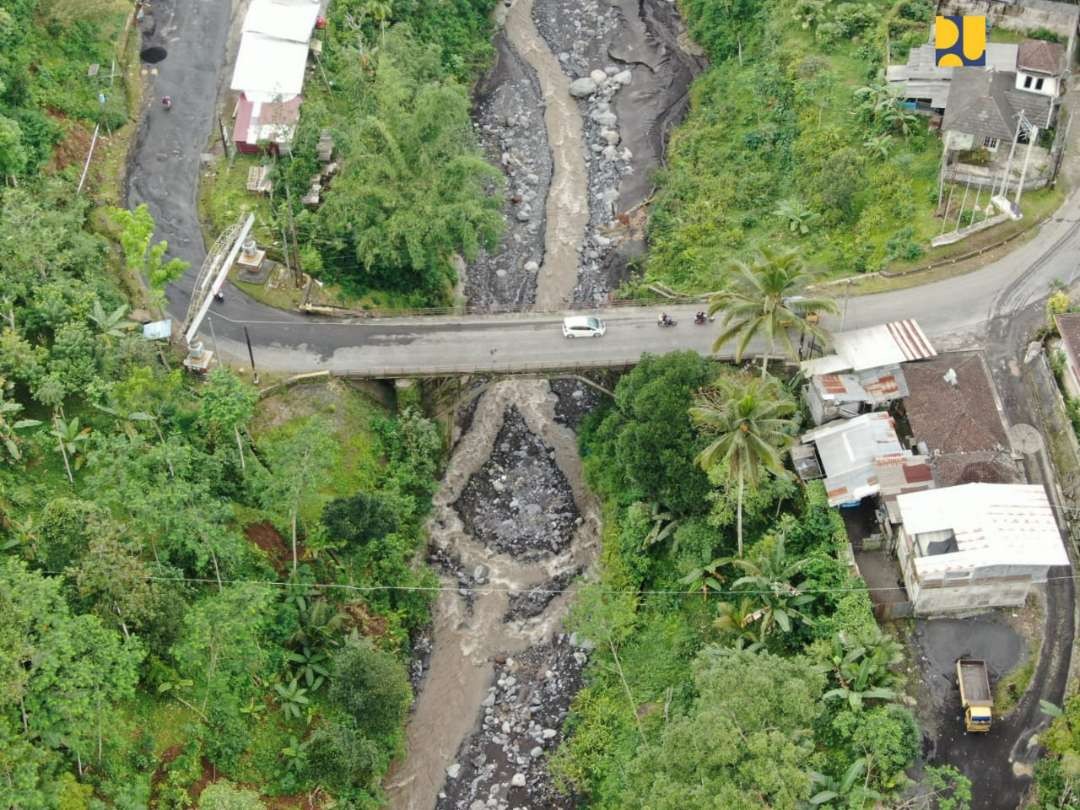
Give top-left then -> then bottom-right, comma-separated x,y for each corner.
801,319 -> 936,425
894,483 -> 1069,614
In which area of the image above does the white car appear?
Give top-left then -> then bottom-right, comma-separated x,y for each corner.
562,315 -> 606,338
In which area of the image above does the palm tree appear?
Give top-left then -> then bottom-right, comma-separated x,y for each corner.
51,413 -> 91,485
690,376 -> 796,556
707,247 -> 838,378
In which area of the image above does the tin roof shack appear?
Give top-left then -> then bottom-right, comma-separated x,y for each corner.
894,484 -> 1068,614
900,352 -> 1022,487
801,413 -> 911,507
229,0 -> 320,153
802,320 -> 937,425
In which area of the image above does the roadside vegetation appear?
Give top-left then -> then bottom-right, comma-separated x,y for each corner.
635,0 -> 952,294
0,2 -> 450,805
552,350 -> 971,808
201,0 -> 503,310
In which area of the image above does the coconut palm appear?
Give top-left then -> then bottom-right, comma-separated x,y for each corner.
707,247 -> 838,377
690,375 -> 796,556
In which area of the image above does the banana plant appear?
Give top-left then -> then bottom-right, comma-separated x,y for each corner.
51,413 -> 91,485
0,395 -> 40,463
641,501 -> 679,549
821,630 -> 903,712
680,558 -> 727,600
88,299 -> 136,342
287,646 -> 330,691
274,678 -> 311,721
280,735 -> 308,775
809,758 -> 882,807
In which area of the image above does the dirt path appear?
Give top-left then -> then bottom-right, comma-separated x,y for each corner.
385,380 -> 600,810
504,0 -> 589,311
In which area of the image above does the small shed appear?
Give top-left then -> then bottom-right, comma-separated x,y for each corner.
800,412 -> 907,507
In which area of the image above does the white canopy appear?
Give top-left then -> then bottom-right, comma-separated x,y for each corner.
230,32 -> 309,101
242,0 -> 320,43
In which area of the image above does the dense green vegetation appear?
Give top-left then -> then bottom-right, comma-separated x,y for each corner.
639,0 -> 944,292
0,5 -> 449,802
0,0 -> 133,181
552,351 -> 970,808
267,0 -> 502,307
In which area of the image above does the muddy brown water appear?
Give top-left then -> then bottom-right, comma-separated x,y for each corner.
504,0 -> 589,311
385,381 -> 600,809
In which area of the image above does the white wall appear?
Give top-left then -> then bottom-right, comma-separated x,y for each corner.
1016,70 -> 1059,97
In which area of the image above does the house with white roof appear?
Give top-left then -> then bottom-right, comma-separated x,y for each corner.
229,0 -> 322,154
894,483 -> 1069,614
801,319 -> 937,425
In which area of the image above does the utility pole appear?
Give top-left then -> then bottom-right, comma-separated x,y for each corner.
282,171 -> 304,288
244,326 -> 259,385
1015,125 -> 1039,207
218,114 -> 232,160
997,110 -> 1026,201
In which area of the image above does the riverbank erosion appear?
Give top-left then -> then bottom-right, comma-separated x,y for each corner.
385,380 -> 601,810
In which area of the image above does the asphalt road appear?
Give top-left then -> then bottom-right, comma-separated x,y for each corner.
127,4 -> 1078,806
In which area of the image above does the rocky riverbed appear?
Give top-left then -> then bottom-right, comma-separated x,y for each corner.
467,34 -> 551,311
388,1 -> 700,806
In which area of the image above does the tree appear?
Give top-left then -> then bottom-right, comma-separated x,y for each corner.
321,491 -> 399,550
106,205 -> 189,310
317,31 -> 503,301
200,368 -> 258,472
620,646 -> 824,808
66,534 -> 157,639
690,375 -> 796,556
585,351 -> 713,516
171,584 -> 274,719
0,115 -> 27,180
707,247 -> 838,376
327,638 -> 411,742
258,417 -> 338,575
0,558 -> 144,771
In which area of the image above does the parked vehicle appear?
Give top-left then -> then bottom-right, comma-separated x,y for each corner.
562,316 -> 606,338
957,658 -> 993,733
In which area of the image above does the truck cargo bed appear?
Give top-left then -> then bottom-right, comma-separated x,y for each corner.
958,660 -> 991,703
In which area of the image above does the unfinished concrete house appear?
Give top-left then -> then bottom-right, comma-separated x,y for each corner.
894,483 -> 1069,614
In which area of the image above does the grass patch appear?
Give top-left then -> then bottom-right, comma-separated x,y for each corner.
198,153 -> 280,249
249,379 -> 385,525
839,185 -> 1066,295
994,655 -> 1036,716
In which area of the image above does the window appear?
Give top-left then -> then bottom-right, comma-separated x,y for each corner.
983,136 -> 999,150
1024,75 -> 1033,89
1036,77 -> 1045,91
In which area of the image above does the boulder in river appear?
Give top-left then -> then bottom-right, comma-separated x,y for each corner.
569,76 -> 597,97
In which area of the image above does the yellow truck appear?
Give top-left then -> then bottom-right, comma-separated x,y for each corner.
957,658 -> 993,733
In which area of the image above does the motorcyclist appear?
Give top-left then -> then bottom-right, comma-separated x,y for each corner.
161,95 -> 172,109
695,311 -> 706,324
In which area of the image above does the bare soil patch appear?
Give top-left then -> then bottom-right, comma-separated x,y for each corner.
244,521 -> 290,572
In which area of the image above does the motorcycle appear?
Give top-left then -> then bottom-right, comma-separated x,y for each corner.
657,315 -> 676,328
161,95 -> 172,110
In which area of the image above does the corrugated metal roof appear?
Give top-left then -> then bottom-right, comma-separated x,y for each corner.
230,32 -> 309,100
802,413 -> 906,506
898,483 -> 1069,572
803,319 -> 936,375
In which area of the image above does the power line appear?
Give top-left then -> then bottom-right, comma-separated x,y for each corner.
40,569 -> 1080,599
